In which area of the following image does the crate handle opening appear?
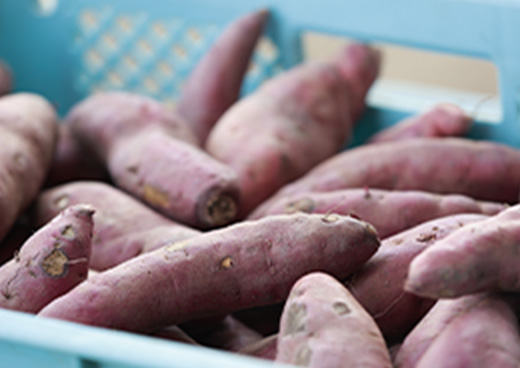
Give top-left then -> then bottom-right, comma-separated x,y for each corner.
302,31 -> 503,125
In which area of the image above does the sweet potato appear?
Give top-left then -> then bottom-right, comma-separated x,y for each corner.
256,137 -> 520,214
205,43 -> 380,217
346,213 -> 489,341
248,188 -> 505,238
67,92 -> 241,228
38,212 -> 380,332
44,123 -> 109,187
367,103 -> 472,143
108,126 -> 240,228
275,272 -> 391,368
0,204 -> 94,313
397,293 -> 520,368
405,203 -> 520,299
33,181 -> 201,271
177,9 -> 269,144
0,93 -> 58,242
0,60 -> 12,96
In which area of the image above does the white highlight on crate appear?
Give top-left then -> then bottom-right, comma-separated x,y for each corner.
368,79 -> 502,124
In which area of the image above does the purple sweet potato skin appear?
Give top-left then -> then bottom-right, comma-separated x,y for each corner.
177,9 -> 269,144
0,93 -> 58,242
67,92 -> 241,229
0,60 -> 12,96
414,294 -> 520,368
368,103 -> 472,143
335,42 -> 381,123
38,213 -> 380,333
394,295 -> 480,368
276,272 -> 392,368
405,203 -> 520,299
33,181 -> 200,271
108,127 -> 240,229
256,138 -> 520,215
66,92 -> 198,160
205,43 -> 380,217
248,188 -> 505,238
0,205 -> 94,313
346,213 -> 489,341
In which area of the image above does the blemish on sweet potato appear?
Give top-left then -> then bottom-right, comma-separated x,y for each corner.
285,198 -> 315,214
41,248 -> 69,278
284,303 -> 307,335
220,256 -> 234,269
321,213 -> 340,223
333,301 -> 351,315
126,165 -> 139,174
165,240 -> 190,253
143,184 -> 170,209
61,225 -> 76,239
294,344 -> 312,366
54,194 -> 69,209
416,232 -> 437,243
392,238 -> 404,246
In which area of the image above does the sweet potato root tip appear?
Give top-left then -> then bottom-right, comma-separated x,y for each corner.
41,249 -> 69,278
199,190 -> 238,227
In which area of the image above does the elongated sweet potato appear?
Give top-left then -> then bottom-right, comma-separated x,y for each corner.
67,92 -> 241,228
44,123 -> 109,187
0,204 -> 94,313
394,295 -> 473,368
276,272 -> 392,368
0,93 -> 58,242
368,103 -> 472,143
346,213 -> 489,341
38,212 -> 380,332
33,181 -> 201,271
257,137 -> 520,214
205,43 -> 380,217
0,60 -> 12,96
405,294 -> 520,368
405,203 -> 520,299
248,188 -> 505,238
177,9 -> 269,144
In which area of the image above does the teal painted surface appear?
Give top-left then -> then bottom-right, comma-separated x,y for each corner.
0,0 -> 519,366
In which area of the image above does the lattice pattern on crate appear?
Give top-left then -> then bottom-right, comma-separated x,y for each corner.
73,7 -> 283,108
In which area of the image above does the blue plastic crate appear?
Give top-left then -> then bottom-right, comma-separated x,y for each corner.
0,0 -> 520,366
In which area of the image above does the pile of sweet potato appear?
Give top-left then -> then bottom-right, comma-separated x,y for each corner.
2,9 -> 520,368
